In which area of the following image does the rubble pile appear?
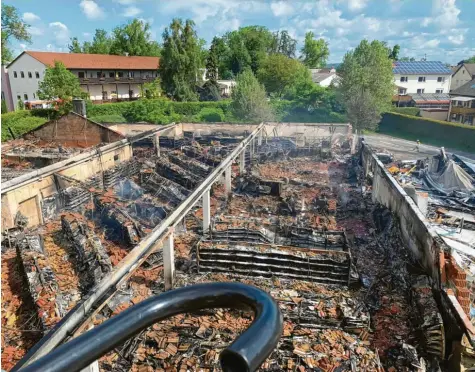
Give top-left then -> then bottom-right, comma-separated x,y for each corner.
156,158 -> 204,190
61,213 -> 112,287
103,159 -> 141,188
140,171 -> 190,207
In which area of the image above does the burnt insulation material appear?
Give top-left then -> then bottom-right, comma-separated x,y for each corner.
155,160 -> 203,190
167,152 -> 211,178
140,171 -> 190,207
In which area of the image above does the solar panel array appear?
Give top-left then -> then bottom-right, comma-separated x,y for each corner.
393,61 -> 452,75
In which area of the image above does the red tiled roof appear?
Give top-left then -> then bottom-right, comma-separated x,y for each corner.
24,51 -> 159,70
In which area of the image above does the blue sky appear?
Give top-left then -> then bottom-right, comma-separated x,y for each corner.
8,0 -> 475,64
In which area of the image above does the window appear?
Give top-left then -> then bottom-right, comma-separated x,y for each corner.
28,71 -> 32,78
24,93 -> 28,100
417,89 -> 425,94
117,71 -> 123,78
16,95 -> 21,101
33,92 -> 36,99
128,71 -> 134,78
13,71 -> 17,78
400,76 -> 408,82
114,154 -> 119,162
437,77 -> 445,83
20,71 -> 25,78
436,89 -> 443,94
398,88 -> 407,95
78,72 -> 85,78
418,76 -> 426,82
35,71 -> 40,78
109,72 -> 114,78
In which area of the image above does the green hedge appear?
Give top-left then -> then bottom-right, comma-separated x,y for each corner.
379,112 -> 475,152
89,114 -> 127,123
1,111 -> 48,141
390,107 -> 420,116
269,100 -> 348,123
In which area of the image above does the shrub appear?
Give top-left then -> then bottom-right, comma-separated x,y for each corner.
1,99 -> 8,113
1,111 -> 48,141
379,112 -> 475,152
390,107 -> 420,116
89,114 -> 127,123
197,108 -> 225,122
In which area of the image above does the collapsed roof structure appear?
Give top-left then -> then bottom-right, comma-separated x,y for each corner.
1,120 -> 473,371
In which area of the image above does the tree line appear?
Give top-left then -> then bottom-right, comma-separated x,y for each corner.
3,3 -> 475,130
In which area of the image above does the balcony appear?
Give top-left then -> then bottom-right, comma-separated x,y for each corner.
451,105 -> 475,115
78,76 -> 155,85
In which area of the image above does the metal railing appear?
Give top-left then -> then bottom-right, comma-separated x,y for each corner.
17,283 -> 283,372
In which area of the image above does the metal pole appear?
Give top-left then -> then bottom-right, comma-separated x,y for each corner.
163,232 -> 175,290
203,188 -> 211,233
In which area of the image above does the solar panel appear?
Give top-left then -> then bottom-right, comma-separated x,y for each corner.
393,61 -> 452,75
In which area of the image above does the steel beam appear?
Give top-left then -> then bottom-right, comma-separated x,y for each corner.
163,232 -> 175,290
203,188 -> 211,233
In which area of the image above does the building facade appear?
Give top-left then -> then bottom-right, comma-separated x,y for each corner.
393,61 -> 452,95
450,63 -> 475,91
448,78 -> 475,126
7,51 -> 159,110
1,65 -> 15,112
310,68 -> 338,87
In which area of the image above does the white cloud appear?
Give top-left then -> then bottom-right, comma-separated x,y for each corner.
29,26 -> 44,36
216,18 -> 240,33
83,32 -> 91,37
432,0 -> 460,29
80,0 -> 105,20
19,43 -> 27,50
347,0 -> 368,12
270,1 -> 294,17
116,0 -> 136,4
49,22 -> 70,46
448,34 -> 464,45
23,12 -> 40,22
122,6 -> 142,17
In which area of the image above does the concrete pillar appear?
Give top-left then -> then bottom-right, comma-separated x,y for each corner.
225,166 -> 232,195
240,150 -> 246,174
155,134 -> 160,157
203,188 -> 211,233
163,232 -> 175,290
258,130 -> 263,146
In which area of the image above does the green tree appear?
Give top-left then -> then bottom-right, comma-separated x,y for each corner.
1,4 -> 31,64
89,29 -> 112,54
110,19 -> 160,56
231,69 -> 274,122
38,61 -> 83,114
399,56 -> 416,62
140,78 -> 162,99
269,30 -> 297,58
68,37 -> 83,53
17,98 -> 24,110
464,55 -> 475,63
206,37 -> 221,82
257,54 -> 306,97
389,44 -> 400,60
159,19 -> 201,101
1,99 -> 7,113
300,32 -> 329,68
337,39 -> 394,131
224,31 -> 251,76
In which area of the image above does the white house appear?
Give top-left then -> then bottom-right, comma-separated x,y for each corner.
7,51 -> 159,110
450,63 -> 475,91
393,61 -> 452,95
310,68 -> 338,87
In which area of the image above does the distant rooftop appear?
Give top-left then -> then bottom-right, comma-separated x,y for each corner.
393,61 -> 452,75
450,78 -> 475,98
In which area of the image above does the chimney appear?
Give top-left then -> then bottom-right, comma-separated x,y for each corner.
125,52 -> 129,57
72,99 -> 86,117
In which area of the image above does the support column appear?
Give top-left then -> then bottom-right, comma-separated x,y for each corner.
258,130 -> 263,146
163,232 -> 175,290
240,149 -> 246,174
155,133 -> 160,157
225,166 -> 232,195
203,188 -> 211,233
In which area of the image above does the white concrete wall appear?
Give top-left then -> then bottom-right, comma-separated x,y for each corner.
317,74 -> 338,87
394,73 -> 451,94
7,53 -> 46,109
2,65 -> 15,111
450,65 -> 473,91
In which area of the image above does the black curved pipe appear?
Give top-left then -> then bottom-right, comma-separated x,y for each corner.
18,282 -> 283,372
